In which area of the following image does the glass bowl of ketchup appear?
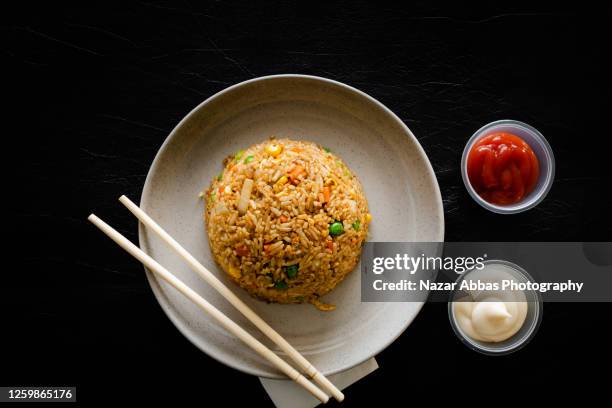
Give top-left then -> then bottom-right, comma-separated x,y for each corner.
461,120 -> 555,214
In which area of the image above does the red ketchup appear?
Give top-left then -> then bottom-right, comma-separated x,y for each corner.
467,132 -> 540,205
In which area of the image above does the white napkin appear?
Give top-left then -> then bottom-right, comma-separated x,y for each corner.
259,358 -> 378,408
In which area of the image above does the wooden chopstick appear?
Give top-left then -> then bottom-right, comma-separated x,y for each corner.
88,214 -> 329,404
119,195 -> 345,402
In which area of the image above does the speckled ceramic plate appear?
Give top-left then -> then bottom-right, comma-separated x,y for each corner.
139,75 -> 444,378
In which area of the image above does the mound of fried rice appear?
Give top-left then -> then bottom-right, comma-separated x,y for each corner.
203,138 -> 370,311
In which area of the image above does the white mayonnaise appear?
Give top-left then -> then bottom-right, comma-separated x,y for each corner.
453,299 -> 527,342
452,262 -> 532,343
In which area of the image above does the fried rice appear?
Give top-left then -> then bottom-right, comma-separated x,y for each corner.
203,138 -> 370,311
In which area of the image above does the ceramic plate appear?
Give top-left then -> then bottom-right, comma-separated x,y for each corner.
139,75 -> 444,378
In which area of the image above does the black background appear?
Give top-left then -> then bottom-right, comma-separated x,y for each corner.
5,1 -> 611,405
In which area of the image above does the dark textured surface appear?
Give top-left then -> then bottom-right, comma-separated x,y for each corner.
5,1 -> 611,405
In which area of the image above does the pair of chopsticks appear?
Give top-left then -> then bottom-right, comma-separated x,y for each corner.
89,195 -> 343,403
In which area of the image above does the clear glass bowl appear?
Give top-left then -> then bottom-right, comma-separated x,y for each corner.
461,120 -> 555,214
448,260 -> 543,355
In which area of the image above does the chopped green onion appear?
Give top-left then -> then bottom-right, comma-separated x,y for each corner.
210,192 -> 216,202
324,147 -> 332,153
234,150 -> 245,161
217,173 -> 223,181
352,221 -> 361,231
274,280 -> 288,290
244,155 -> 254,164
329,221 -> 344,236
285,264 -> 299,279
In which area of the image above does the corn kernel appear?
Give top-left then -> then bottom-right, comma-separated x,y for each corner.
365,213 -> 372,224
324,178 -> 337,187
274,175 -> 288,192
228,265 -> 241,279
265,143 -> 283,156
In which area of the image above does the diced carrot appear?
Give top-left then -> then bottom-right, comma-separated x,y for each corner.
263,244 -> 272,254
235,244 -> 250,257
326,239 -> 334,252
289,165 -> 304,176
288,165 -> 306,184
279,215 -> 289,223
218,185 -> 224,194
322,186 -> 331,203
290,147 -> 303,153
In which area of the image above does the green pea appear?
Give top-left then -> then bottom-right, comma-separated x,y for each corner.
234,150 -> 245,161
324,147 -> 332,153
244,155 -> 254,164
285,264 -> 299,279
274,280 -> 288,290
352,221 -> 361,231
329,221 -> 344,236
217,173 -> 223,181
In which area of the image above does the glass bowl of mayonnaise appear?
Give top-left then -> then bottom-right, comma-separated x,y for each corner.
448,260 -> 543,355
